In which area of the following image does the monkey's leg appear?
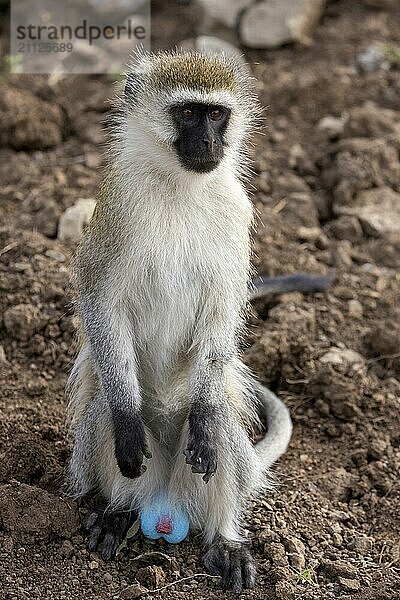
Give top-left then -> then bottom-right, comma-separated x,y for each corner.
170,396 -> 264,593
70,391 -> 168,558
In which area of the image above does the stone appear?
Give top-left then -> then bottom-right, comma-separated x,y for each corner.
322,559 -> 358,579
341,187 -> 400,237
136,565 -> 166,588
317,115 -> 345,138
197,0 -> 253,29
281,535 -> 306,571
338,577 -> 360,591
181,35 -> 244,63
3,304 -> 44,341
355,46 -> 385,74
60,540 -> 74,558
348,299 -> 363,318
120,584 -> 149,599
0,344 -> 8,363
239,0 -> 326,49
320,347 -> 365,368
58,199 -> 96,243
45,249 -> 66,262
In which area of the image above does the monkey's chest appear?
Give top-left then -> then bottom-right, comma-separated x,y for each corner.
127,262 -> 201,384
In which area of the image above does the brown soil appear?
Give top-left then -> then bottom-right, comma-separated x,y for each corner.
0,1 -> 399,599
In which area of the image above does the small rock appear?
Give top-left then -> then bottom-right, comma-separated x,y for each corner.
3,304 -> 44,341
120,584 -> 149,599
343,102 -> 400,139
320,347 -> 365,368
281,535 -> 306,571
354,188 -> 400,237
183,35 -> 244,63
89,560 -> 99,570
322,559 -> 358,579
348,299 -> 363,318
0,344 -> 8,363
136,565 -> 166,588
197,0 -> 253,29
239,0 -> 326,49
58,199 -> 96,243
317,115 -> 345,138
60,540 -> 74,558
85,151 -> 102,169
45,249 -> 66,262
103,572 -> 113,584
351,535 -> 373,554
356,46 -> 385,74
339,577 -> 360,591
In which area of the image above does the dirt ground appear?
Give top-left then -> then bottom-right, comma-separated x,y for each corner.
0,1 -> 399,599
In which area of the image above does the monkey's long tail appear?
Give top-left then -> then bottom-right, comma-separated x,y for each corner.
250,272 -> 335,300
253,381 -> 293,467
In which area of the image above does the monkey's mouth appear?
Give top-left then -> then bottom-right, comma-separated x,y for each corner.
178,154 -> 221,173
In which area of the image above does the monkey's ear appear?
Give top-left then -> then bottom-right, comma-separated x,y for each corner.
124,72 -> 144,104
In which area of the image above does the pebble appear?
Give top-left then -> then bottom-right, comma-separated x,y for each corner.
317,115 -> 345,138
0,345 -> 8,363
45,249 -> 66,262
120,584 -> 149,599
339,577 -> 360,591
57,198 -> 96,243
60,540 -> 74,558
355,46 -> 385,74
322,559 -> 358,579
239,0 -> 326,49
348,299 -> 363,318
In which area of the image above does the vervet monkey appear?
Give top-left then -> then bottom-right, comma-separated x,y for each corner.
67,50 -> 331,592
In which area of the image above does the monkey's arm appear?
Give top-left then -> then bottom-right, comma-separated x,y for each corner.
185,294 -> 240,483
75,237 -> 150,479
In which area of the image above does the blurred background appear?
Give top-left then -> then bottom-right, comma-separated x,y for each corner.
0,1 -> 399,599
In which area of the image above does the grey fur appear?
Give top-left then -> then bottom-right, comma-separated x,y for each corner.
67,49 -> 293,589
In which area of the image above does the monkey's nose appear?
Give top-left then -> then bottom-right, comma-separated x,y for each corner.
203,138 -> 215,149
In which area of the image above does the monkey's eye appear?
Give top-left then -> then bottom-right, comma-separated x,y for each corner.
182,107 -> 194,119
209,108 -> 223,121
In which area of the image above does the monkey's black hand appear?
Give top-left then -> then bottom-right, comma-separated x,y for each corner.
203,539 -> 256,594
184,407 -> 218,483
113,410 -> 152,479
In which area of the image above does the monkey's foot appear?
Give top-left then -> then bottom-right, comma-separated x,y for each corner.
86,504 -> 137,560
114,412 -> 152,479
203,539 -> 256,594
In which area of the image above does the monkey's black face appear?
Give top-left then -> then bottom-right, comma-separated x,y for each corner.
170,102 -> 231,173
